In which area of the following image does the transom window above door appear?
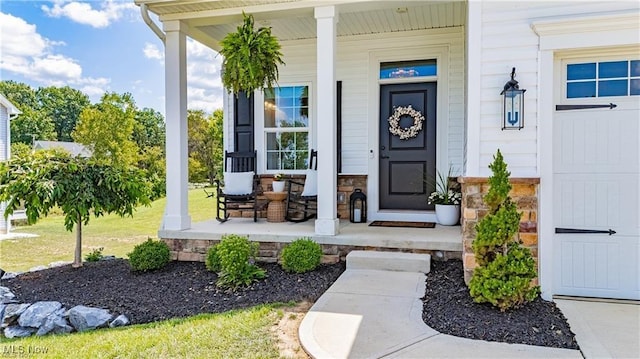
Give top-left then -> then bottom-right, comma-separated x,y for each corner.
380,59 -> 437,79
264,85 -> 310,171
566,60 -> 640,98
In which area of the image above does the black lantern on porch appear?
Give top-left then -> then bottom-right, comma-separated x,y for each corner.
500,67 -> 526,130
349,189 -> 367,223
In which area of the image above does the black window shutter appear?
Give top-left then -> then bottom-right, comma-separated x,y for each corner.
337,81 -> 342,174
233,91 -> 254,152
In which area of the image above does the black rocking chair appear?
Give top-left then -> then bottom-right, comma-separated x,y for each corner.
213,151 -> 262,222
285,150 -> 318,222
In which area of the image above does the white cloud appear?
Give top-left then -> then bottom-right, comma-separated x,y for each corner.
143,43 -> 163,60
186,39 -> 224,112
0,12 -> 110,101
42,0 -> 137,28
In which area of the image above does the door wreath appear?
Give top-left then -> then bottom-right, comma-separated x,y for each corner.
387,105 -> 425,140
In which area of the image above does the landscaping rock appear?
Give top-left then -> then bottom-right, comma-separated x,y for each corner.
0,286 -> 16,303
2,303 -> 30,328
109,314 -> 129,328
18,301 -> 63,328
68,305 -> 112,332
1,272 -> 19,280
28,265 -> 47,272
4,325 -> 35,338
36,308 -> 72,336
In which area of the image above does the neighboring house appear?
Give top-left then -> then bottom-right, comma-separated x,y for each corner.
0,94 -> 21,234
136,1 -> 640,301
33,141 -> 92,158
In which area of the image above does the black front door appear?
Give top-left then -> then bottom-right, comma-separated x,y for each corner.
379,82 -> 436,210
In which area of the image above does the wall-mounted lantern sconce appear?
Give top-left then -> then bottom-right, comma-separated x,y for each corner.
500,67 -> 526,130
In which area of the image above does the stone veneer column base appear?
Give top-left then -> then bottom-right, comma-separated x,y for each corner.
458,177 -> 540,284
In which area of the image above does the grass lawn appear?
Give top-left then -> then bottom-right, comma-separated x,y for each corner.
2,305 -> 284,359
0,188 -> 215,273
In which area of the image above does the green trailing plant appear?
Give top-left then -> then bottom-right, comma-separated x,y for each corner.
468,150 -> 540,311
84,247 -> 104,262
215,234 -> 266,289
219,12 -> 285,95
128,238 -> 171,272
280,238 -> 323,273
205,244 -> 221,272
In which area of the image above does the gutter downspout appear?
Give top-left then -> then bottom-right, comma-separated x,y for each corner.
140,4 -> 166,43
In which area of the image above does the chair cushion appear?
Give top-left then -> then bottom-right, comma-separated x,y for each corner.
301,169 -> 318,197
223,171 -> 254,195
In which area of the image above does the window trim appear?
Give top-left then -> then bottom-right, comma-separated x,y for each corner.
255,82 -> 313,175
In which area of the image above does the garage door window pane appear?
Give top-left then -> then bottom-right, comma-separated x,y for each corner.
599,80 -> 628,97
568,63 -> 595,80
599,61 -> 628,79
631,79 -> 640,96
568,82 -> 596,98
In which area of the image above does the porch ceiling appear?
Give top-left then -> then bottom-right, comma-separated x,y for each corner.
137,0 -> 466,51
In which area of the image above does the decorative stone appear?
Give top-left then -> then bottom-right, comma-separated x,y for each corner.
1,272 -> 19,280
2,303 -> 31,328
0,286 -> 16,304
68,305 -> 112,332
109,314 -> 130,328
4,325 -> 35,338
18,301 -> 63,328
36,308 -> 72,336
28,265 -> 47,272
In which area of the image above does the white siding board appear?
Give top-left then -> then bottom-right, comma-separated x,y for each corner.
276,27 -> 465,175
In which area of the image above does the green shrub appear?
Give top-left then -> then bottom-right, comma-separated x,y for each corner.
468,150 -> 540,311
205,245 -> 221,272
215,234 -> 265,289
281,238 -> 322,273
128,239 -> 171,272
84,247 -> 104,262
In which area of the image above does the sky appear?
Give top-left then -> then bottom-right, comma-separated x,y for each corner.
0,0 -> 224,115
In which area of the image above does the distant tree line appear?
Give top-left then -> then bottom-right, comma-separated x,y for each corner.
0,80 -> 224,197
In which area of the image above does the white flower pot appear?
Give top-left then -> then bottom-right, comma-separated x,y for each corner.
435,204 -> 460,226
272,180 -> 285,192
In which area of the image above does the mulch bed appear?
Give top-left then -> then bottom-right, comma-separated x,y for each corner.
422,259 -> 580,349
2,259 -> 345,324
3,258 -> 579,350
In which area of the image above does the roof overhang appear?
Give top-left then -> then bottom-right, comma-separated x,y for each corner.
135,0 -> 466,52
0,94 -> 21,116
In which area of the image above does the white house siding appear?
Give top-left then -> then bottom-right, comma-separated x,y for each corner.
270,27 -> 465,175
472,1 -> 639,177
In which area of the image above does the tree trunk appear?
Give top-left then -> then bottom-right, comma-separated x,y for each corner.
73,214 -> 83,268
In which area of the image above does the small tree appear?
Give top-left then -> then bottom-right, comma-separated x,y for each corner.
0,151 -> 151,267
468,149 -> 539,311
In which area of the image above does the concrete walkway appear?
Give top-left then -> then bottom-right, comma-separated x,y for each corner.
299,251 -> 639,359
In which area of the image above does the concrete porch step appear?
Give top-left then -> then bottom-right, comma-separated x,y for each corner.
346,250 -> 431,274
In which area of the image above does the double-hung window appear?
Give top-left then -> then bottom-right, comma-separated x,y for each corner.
264,85 -> 310,171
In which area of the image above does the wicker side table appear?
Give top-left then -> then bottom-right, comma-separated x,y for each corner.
263,191 -> 288,223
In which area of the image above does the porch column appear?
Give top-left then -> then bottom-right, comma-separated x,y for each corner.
314,6 -> 339,235
162,20 -> 191,230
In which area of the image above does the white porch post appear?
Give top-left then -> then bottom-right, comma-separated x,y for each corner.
314,6 -> 339,235
162,20 -> 191,230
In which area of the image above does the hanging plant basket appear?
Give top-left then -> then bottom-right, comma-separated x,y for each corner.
219,12 -> 285,95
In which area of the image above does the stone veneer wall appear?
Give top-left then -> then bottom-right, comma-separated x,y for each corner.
459,177 -> 540,284
163,237 -> 457,264
227,174 -> 367,220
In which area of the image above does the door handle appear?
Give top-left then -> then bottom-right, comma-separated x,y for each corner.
380,155 -> 390,159
555,228 -> 616,236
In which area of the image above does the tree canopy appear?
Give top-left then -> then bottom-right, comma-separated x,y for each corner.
0,150 -> 152,267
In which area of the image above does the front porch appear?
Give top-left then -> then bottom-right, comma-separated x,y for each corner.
159,219 -> 462,263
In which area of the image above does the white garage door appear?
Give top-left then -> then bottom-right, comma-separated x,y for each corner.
554,56 -> 640,300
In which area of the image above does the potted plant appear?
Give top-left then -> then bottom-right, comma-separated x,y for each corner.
427,168 -> 461,225
272,173 -> 285,192
219,12 -> 285,95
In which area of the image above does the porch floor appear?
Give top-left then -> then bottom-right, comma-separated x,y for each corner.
159,219 -> 462,253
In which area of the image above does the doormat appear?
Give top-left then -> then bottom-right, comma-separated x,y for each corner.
368,221 -> 436,229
